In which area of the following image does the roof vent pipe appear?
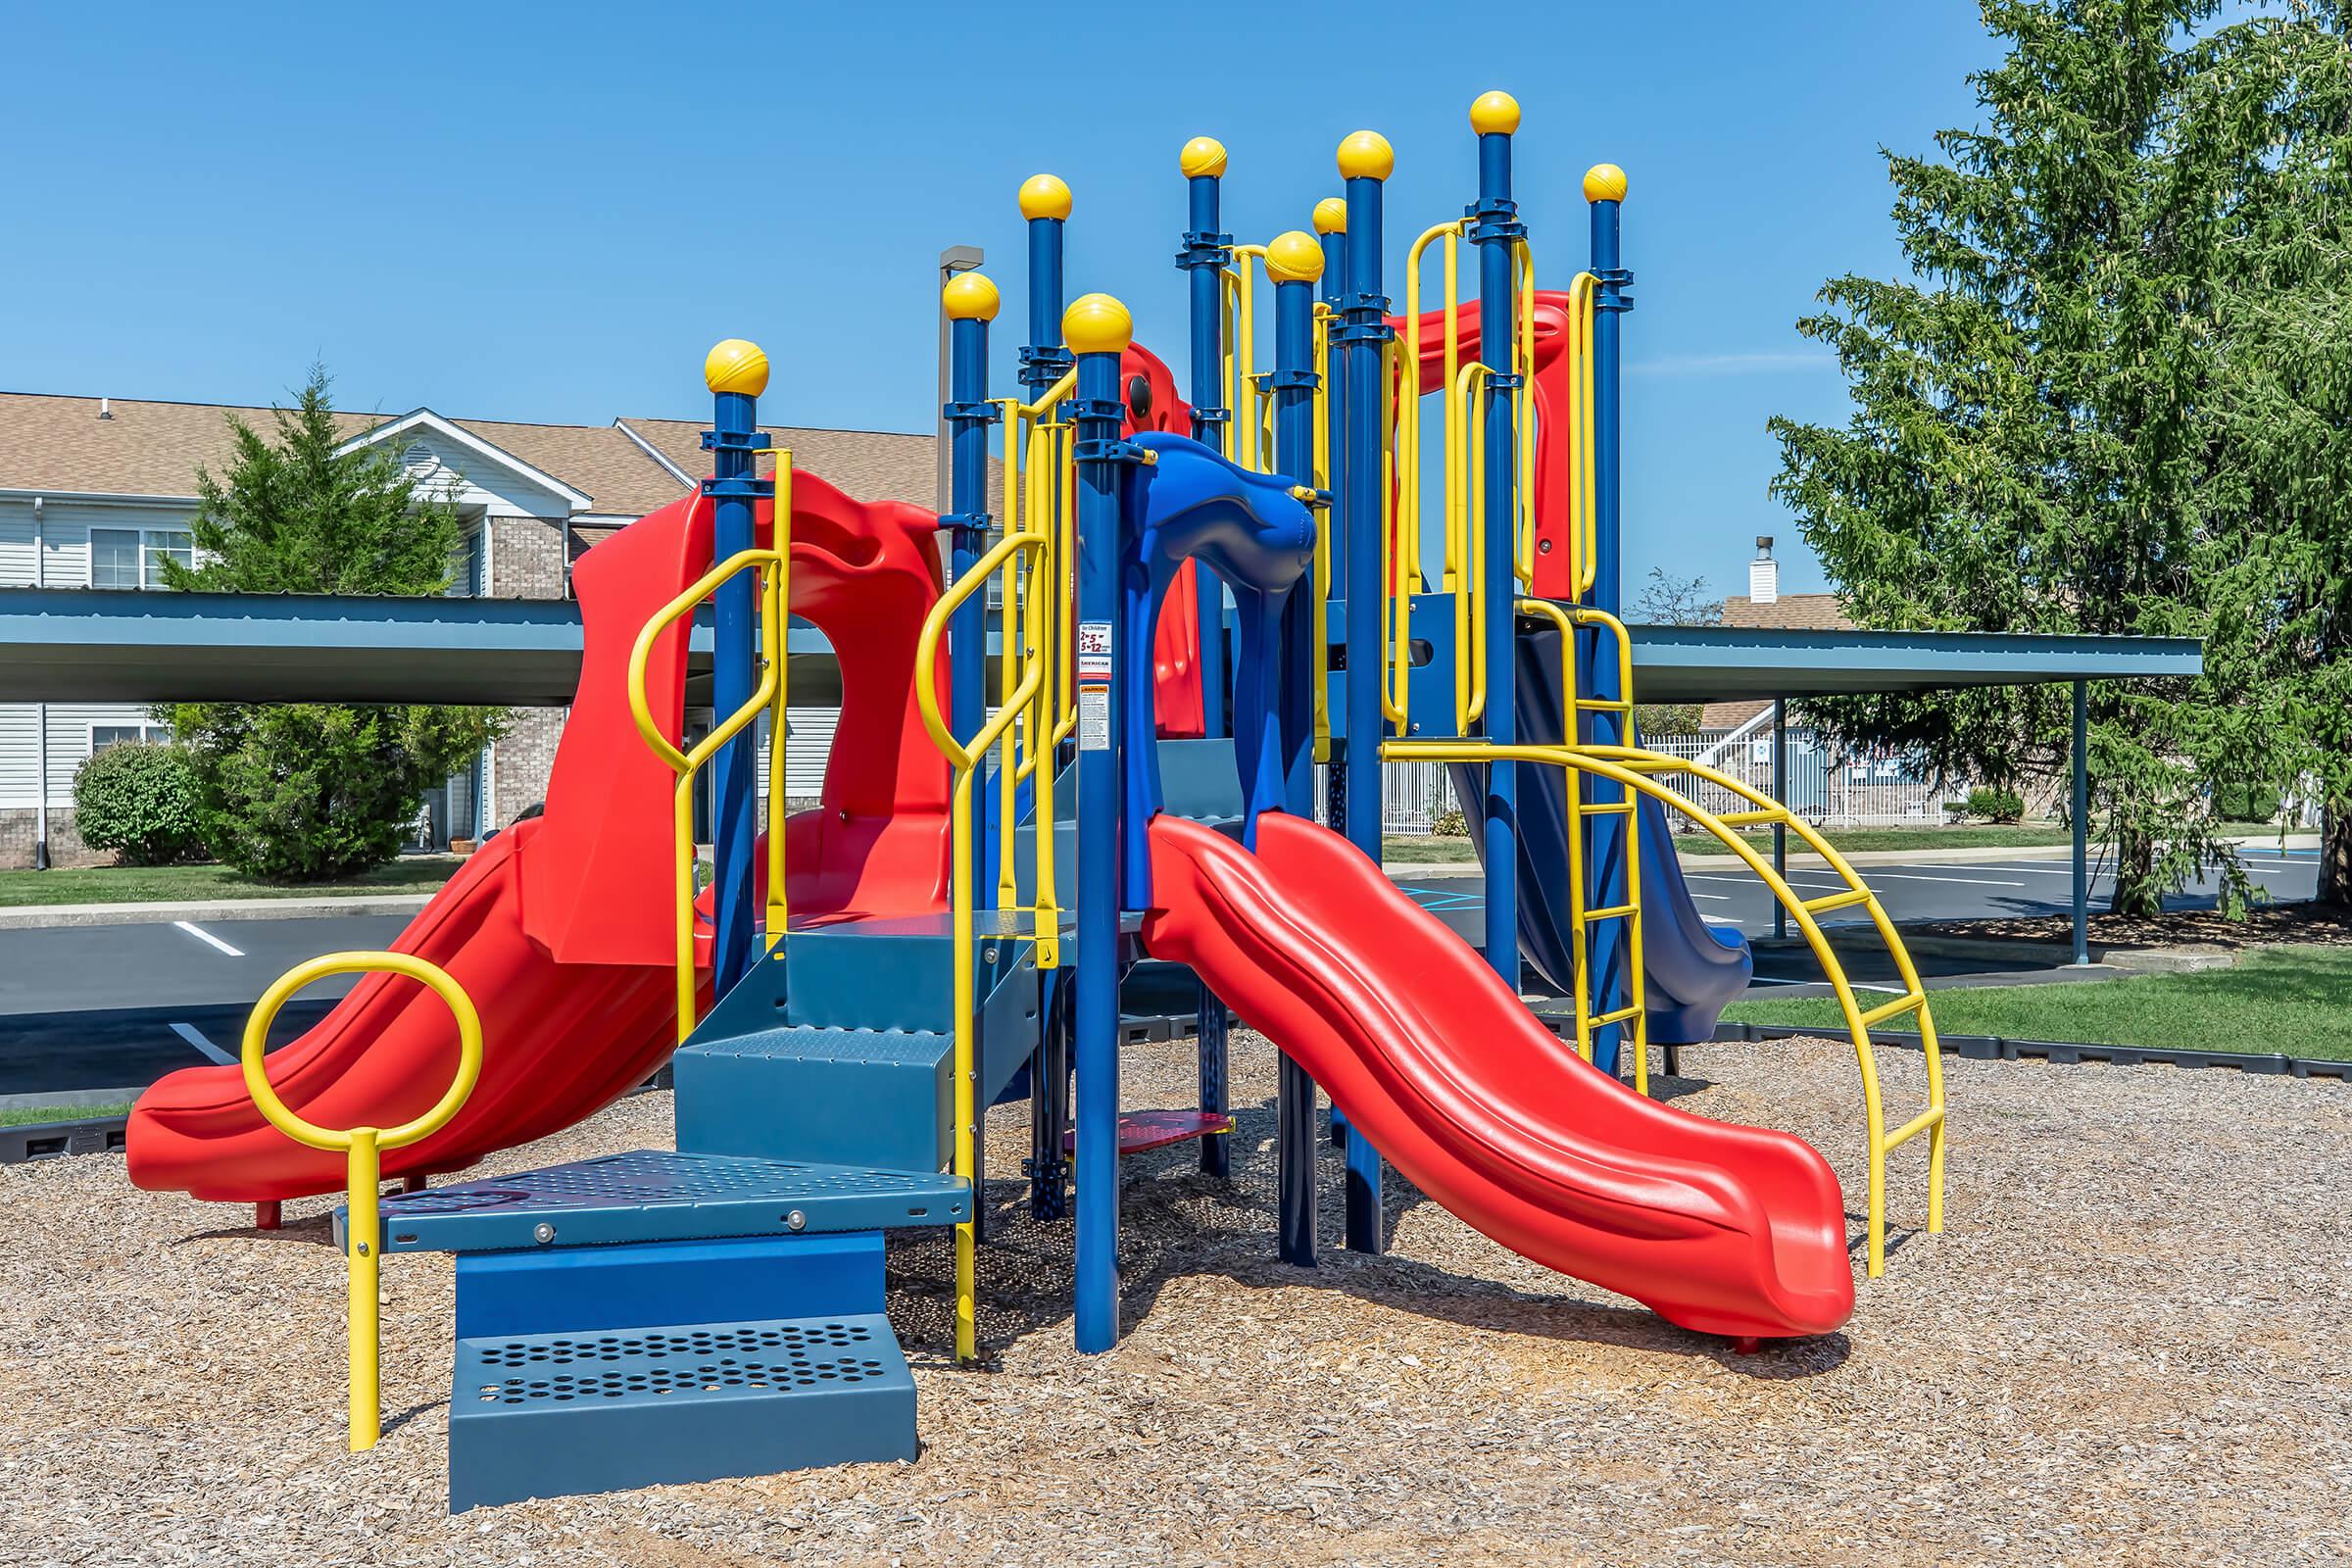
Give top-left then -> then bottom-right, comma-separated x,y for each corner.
98,397 -> 113,420
1749,535 -> 1779,606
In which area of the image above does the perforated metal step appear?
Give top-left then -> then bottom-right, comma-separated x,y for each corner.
448,1313 -> 914,1510
359,1150 -> 968,1255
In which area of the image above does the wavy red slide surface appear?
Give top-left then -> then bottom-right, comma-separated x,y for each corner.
127,471 -> 948,1202
1141,812 -> 1854,1340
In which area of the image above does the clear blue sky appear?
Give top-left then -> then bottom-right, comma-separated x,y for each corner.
0,2 -> 2001,600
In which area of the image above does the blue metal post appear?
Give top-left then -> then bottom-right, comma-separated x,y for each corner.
1179,139 -> 1231,740
1178,139 -> 1236,1180
2072,679 -> 2089,966
1315,197 -> 1349,842
1470,94 -> 1523,994
1016,176 -> 1073,1220
1270,233 -> 1325,1267
942,280 -> 999,920
1337,131 -> 1394,1254
701,340 -> 774,1001
1583,165 -> 1635,1076
1068,294 -> 1135,1354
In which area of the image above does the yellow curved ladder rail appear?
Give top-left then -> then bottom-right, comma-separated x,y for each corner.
1382,733 -> 1949,1278
240,952 -> 483,1451
913,371 -> 1081,1366
625,468 -> 794,1044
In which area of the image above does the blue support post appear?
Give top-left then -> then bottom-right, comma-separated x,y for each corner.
1067,293 -> 1136,1354
1270,231 -> 1325,1268
942,283 -> 1000,919
1337,131 -> 1394,1254
1179,138 -> 1232,741
701,340 -> 776,1002
1469,93 -> 1524,995
1179,138 -> 1235,1180
1016,175 -> 1074,1220
1315,197 -> 1349,844
1582,165 -> 1635,1076
2072,679 -> 2089,966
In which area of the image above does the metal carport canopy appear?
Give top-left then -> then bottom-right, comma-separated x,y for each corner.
0,588 -> 2202,706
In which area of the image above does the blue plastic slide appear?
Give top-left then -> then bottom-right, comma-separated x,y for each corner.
1450,624 -> 1752,1045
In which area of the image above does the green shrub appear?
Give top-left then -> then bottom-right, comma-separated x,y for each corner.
72,743 -> 206,865
2210,780 -> 2281,822
169,704 -> 503,882
1432,808 -> 1469,838
1965,785 -> 2025,823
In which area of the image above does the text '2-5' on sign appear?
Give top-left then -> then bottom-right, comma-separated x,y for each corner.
1077,620 -> 1113,681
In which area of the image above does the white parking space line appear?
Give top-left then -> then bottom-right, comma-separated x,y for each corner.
1687,892 -> 1731,902
169,1021 -> 236,1066
1842,870 -> 2027,888
1969,863 -> 2083,876
172,920 -> 245,957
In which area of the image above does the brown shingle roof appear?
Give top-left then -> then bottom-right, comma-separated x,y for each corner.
444,417 -> 686,516
0,392 -> 379,498
617,417 -> 947,508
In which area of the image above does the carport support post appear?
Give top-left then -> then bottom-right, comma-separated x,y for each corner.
1772,698 -> 1788,944
2072,678 -> 2089,966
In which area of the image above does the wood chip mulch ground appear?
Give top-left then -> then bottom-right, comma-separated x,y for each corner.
2,1030 -> 2346,1567
1908,900 -> 2352,954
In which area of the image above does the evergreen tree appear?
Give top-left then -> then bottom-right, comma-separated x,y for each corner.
163,368 -> 506,881
1769,0 -> 2349,914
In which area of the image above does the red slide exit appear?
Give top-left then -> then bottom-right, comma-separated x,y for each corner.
1141,812 -> 1854,1341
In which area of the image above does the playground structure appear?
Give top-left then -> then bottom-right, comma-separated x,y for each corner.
125,95 -> 1948,1509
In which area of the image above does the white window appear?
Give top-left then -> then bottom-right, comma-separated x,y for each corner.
91,722 -> 172,754
89,526 -> 193,589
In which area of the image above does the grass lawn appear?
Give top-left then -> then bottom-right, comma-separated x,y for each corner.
0,1101 -> 133,1127
0,858 -> 458,908
1382,835 -> 1478,862
1722,943 -> 2352,1060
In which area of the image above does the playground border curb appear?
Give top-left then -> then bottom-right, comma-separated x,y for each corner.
0,1114 -> 128,1164
1709,1021 -> 2352,1081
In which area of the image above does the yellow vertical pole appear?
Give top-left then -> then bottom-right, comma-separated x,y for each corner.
765,458 -> 792,948
345,1128 -> 380,1451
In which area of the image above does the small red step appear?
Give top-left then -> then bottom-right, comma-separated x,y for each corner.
1063,1110 -> 1235,1157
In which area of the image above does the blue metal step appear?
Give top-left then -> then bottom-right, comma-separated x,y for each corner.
448,1313 -> 915,1511
453,1232 -> 884,1340
672,919 -> 1041,1169
358,1150 -> 969,1254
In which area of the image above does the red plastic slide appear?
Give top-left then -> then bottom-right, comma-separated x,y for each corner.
1141,812 -> 1854,1340
127,471 -> 950,1203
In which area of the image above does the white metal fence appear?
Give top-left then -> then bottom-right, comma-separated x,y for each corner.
1367,727 -> 1964,837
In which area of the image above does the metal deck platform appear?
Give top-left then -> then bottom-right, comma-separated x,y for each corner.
357,1150 -> 969,1255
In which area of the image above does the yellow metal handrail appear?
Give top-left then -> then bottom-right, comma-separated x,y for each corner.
1386,736 -> 1945,1277
1563,271 -> 1598,597
241,951 -> 482,1451
626,528 -> 791,1044
1221,245 -> 1268,472
912,374 -> 1081,1366
1311,300 -> 1335,763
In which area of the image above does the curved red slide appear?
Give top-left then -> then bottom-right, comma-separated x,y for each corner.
127,470 -> 949,1203
1141,812 -> 1854,1340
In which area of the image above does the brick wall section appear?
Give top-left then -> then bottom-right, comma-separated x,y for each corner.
0,808 -> 106,870
491,708 -> 563,827
490,514 -> 566,600
484,515 -> 566,829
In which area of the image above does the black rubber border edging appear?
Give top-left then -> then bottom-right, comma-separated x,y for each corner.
0,1115 -> 129,1164
1711,1021 -> 2352,1081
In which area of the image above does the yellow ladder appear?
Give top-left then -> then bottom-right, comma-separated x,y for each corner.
1387,734 -> 1947,1278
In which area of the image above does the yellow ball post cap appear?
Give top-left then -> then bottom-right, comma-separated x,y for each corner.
705,338 -> 770,397
1018,173 -> 1072,221
1180,137 -> 1228,179
942,271 -> 1002,322
1312,196 -> 1348,235
1266,230 -> 1324,284
1062,293 -> 1134,356
1584,163 -> 1630,203
1470,90 -> 1521,135
1337,130 -> 1394,181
